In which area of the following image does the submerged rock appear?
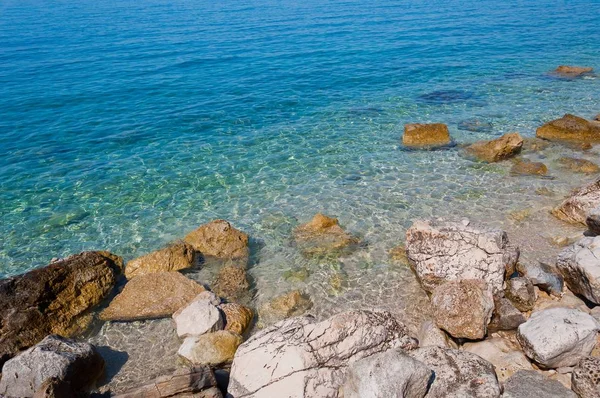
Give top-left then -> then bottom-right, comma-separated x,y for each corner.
228,310 -> 418,398
557,236 -> 600,304
457,118 -> 494,133
0,251 -> 122,367
293,213 -> 359,257
178,331 -> 243,366
553,65 -> 594,78
516,262 -> 564,296
537,114 -> 600,143
462,337 -> 533,382
212,264 -> 250,302
558,157 -> 600,174
488,297 -> 526,332
502,370 -> 577,398
552,178 -> 600,224
405,219 -> 519,294
523,137 -> 553,152
219,303 -> 253,335
465,133 -> 523,162
572,356 -> 600,398
402,123 -> 451,147
510,160 -> 548,176
125,241 -> 198,279
505,277 -> 536,312
258,289 -> 312,326
418,89 -> 475,105
172,293 -> 224,338
184,219 -> 249,264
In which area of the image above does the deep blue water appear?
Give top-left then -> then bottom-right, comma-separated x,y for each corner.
1,0 -> 600,275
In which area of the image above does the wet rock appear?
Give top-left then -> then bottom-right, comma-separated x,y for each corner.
517,308 -> 600,368
184,219 -> 249,264
587,207 -> 600,235
553,178 -> 600,224
572,356 -> 600,398
502,370 -> 577,398
523,137 -> 552,152
178,331 -> 243,366
510,160 -> 548,176
418,320 -> 456,348
465,133 -> 523,163
402,123 -> 451,147
462,337 -> 533,382
100,272 -> 205,321
405,219 -> 519,294
457,118 -> 493,133
0,335 -> 104,397
219,303 -> 253,335
558,157 -> 600,174
342,349 -> 433,398
557,236 -> 600,304
0,251 -> 122,367
553,65 -> 594,78
212,264 -> 250,302
505,277 -> 536,312
488,297 -> 526,332
228,310 -> 418,398
258,289 -> 313,326
293,213 -> 359,257
537,114 -> 600,143
431,279 -> 494,340
409,346 -> 501,397
114,366 -> 222,398
125,241 -> 198,279
516,262 -> 564,296
172,293 -> 224,338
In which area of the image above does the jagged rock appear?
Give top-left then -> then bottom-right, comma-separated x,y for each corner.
553,178 -> 600,224
502,370 -> 577,398
505,277 -> 536,312
409,346 -> 501,397
553,65 -> 594,78
558,157 -> 600,174
557,236 -> 600,304
342,349 -> 433,398
0,335 -> 104,397
462,337 -> 532,382
212,265 -> 250,302
431,279 -> 494,340
488,297 -> 526,332
114,366 -> 222,398
228,310 -> 418,398
517,308 -> 600,368
465,133 -> 523,163
0,251 -> 122,367
184,220 -> 249,264
125,242 -> 197,279
457,118 -> 493,133
537,114 -> 600,143
510,160 -> 548,176
293,213 -> 359,257
417,320 -> 456,348
178,331 -> 243,366
405,219 -> 519,294
516,262 -> 564,296
100,272 -> 205,321
258,290 -> 313,326
402,123 -> 451,147
172,293 -> 224,338
572,356 -> 600,398
586,206 -> 600,235
219,303 -> 253,335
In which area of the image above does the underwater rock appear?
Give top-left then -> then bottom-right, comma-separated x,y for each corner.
125,241 -> 198,279
553,65 -> 594,78
402,123 -> 451,147
557,157 -> 599,174
212,264 -> 250,302
552,178 -> 600,225
258,289 -> 313,326
457,118 -> 493,133
537,114 -> 600,143
417,89 -> 475,105
184,219 -> 249,265
293,213 -> 359,257
465,132 -> 523,162
510,160 -> 548,176
219,303 -> 253,335
178,331 -> 242,366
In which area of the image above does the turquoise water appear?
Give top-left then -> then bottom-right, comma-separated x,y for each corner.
1,0 -> 599,277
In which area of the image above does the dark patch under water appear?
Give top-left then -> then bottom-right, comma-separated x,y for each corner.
457,118 -> 494,133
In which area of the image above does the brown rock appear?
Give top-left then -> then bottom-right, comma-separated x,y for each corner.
402,123 -> 451,147
125,241 -> 198,279
212,265 -> 250,302
219,303 -> 253,335
511,160 -> 548,176
554,65 -> 594,77
558,157 -> 599,174
0,251 -> 122,368
293,213 -> 359,257
100,272 -> 205,321
465,132 -> 523,162
258,290 -> 313,326
488,297 -> 526,332
505,277 -> 536,312
184,220 -> 249,264
178,331 -> 243,365
523,137 -> 552,152
552,179 -> 600,224
536,114 -> 600,143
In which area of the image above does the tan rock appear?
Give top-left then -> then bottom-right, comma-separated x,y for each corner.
125,241 -> 197,279
258,290 -> 313,326
465,133 -> 523,162
178,331 -> 242,365
293,213 -> 359,257
536,114 -> 600,143
552,179 -> 600,224
100,272 -> 205,321
184,220 -> 249,263
511,160 -> 548,176
402,123 -> 451,147
212,265 -> 250,302
462,337 -> 533,382
558,157 -> 599,174
554,65 -> 594,77
219,303 -> 253,335
523,137 -> 552,152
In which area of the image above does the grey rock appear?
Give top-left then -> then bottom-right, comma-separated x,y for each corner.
417,320 -> 456,348
557,236 -> 600,304
488,297 -> 526,332
516,262 -> 564,296
572,356 -> 600,398
517,308 -> 600,368
502,370 -> 577,398
172,292 -> 224,338
505,277 -> 536,312
342,349 -> 433,398
586,206 -> 600,235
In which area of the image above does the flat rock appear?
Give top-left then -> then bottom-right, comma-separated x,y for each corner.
558,157 -> 600,174
417,320 -> 456,348
572,356 -> 600,398
510,160 -> 548,176
0,335 -> 104,397
228,310 -> 418,398
586,206 -> 600,235
557,236 -> 600,304
537,114 -> 600,143
465,133 -> 523,163
172,293 -> 224,338
505,277 -> 536,312
125,241 -> 197,279
516,262 -> 563,296
462,337 -> 532,382
517,308 -> 600,368
553,65 -> 594,78
212,264 -> 250,302
403,123 -> 451,147
552,178 -> 600,224
502,370 -> 577,398
431,279 -> 494,340
0,251 -> 122,367
258,289 -> 313,326
488,297 -> 526,332
292,213 -> 359,257
184,219 -> 249,264
100,272 -> 205,321
409,346 -> 501,398
405,219 -> 519,294
178,331 -> 243,365
342,349 -> 433,398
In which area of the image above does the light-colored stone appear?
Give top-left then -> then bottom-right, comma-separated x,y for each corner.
465,133 -> 523,163
462,337 -> 532,382
293,213 -> 359,257
172,293 -> 224,338
219,303 -> 253,335
534,289 -> 590,314
258,289 -> 312,326
178,331 -> 242,365
517,308 -> 600,368
405,219 -> 518,294
505,277 -> 536,312
417,320 -> 456,348
184,219 -> 249,263
572,356 -> 600,398
502,370 -> 577,398
403,123 -> 451,147
553,178 -> 600,224
537,114 -> 600,143
557,236 -> 600,304
125,241 -> 197,279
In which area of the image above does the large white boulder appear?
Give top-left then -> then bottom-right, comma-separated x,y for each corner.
172,292 -> 223,338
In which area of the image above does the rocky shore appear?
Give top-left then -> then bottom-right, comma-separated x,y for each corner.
1,66 -> 600,397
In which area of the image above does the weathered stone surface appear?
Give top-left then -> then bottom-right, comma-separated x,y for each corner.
431,279 -> 494,339
465,133 -> 523,163
516,262 -> 564,296
342,349 -> 433,398
488,297 -> 526,332
534,289 -> 590,314
0,335 -> 104,397
517,308 -> 600,368
505,277 -> 536,312
572,356 -> 600,398
405,219 -> 519,294
553,65 -> 594,78
212,265 -> 250,302
537,114 -> 600,143
502,370 -> 577,398
184,219 -> 249,263
553,179 -> 600,224
178,331 -> 243,366
125,242 -> 197,279
558,157 -> 600,174
557,236 -> 600,304
292,213 -> 359,257
114,366 -> 222,398
228,310 -> 418,398
510,160 -> 548,176
100,272 -> 205,321
417,320 -> 456,348
0,251 -> 122,367
462,337 -> 532,382
172,293 -> 224,338
403,123 -> 451,147
258,289 -> 313,326
409,346 -> 501,398
586,206 -> 600,235
219,303 -> 253,335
